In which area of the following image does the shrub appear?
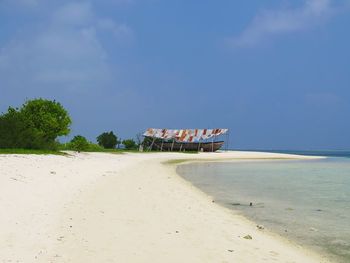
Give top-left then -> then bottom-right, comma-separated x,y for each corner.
87,143 -> 105,151
122,139 -> 137,150
59,141 -> 103,152
97,131 -> 119,149
68,135 -> 90,152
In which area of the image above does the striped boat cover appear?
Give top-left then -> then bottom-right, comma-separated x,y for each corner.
143,128 -> 228,142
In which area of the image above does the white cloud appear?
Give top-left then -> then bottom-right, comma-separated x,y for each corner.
0,1 -> 132,96
0,27 -> 111,94
229,0 -> 334,48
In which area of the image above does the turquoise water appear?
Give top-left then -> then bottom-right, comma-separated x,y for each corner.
177,157 -> 350,262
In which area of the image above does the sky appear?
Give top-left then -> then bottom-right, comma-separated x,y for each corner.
0,0 -> 350,150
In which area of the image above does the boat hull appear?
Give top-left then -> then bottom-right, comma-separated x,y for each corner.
150,141 -> 225,152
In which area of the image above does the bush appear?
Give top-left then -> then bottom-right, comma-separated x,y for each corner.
0,99 -> 71,150
97,131 -> 119,149
68,135 -> 90,152
87,143 -> 105,152
122,139 -> 137,150
59,141 -> 104,152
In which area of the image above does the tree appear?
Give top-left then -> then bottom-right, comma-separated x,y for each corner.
0,107 -> 41,149
20,98 -> 71,142
68,135 -> 90,152
122,139 -> 137,150
0,98 -> 71,150
97,131 -> 119,149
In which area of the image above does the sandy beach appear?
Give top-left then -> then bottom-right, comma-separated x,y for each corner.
0,151 -> 331,263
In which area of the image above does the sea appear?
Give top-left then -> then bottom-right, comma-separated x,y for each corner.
177,151 -> 350,263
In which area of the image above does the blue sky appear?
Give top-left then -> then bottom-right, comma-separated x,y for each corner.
1,0 -> 349,150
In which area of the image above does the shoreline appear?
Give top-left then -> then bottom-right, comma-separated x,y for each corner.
0,151 -> 331,262
174,157 -> 336,262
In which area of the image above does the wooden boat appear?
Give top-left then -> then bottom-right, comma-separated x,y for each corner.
150,141 -> 224,152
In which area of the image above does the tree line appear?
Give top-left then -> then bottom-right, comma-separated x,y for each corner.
0,98 -> 138,152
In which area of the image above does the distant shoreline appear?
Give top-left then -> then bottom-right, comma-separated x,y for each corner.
234,149 -> 350,158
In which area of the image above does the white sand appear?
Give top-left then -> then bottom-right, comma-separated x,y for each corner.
0,151 -> 331,263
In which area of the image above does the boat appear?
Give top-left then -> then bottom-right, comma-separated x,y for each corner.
150,141 -> 225,152
142,128 -> 228,152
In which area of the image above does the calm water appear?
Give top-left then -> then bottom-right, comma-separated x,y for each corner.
177,155 -> 350,262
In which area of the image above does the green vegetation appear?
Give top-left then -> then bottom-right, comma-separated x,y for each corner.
66,135 -> 90,152
59,143 -> 138,153
59,138 -> 113,153
0,98 -> 201,155
0,148 -> 66,155
122,139 -> 138,150
0,98 -> 71,150
97,131 -> 120,149
21,99 -> 71,141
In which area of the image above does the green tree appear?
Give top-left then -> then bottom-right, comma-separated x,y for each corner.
68,135 -> 90,152
0,107 -> 39,148
20,98 -> 71,142
97,131 -> 119,149
0,98 -> 71,150
122,139 -> 137,150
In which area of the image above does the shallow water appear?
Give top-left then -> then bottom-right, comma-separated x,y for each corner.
177,157 -> 350,262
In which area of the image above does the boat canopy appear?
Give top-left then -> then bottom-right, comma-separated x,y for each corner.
143,128 -> 228,142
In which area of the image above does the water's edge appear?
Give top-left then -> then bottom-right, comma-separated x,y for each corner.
176,157 -> 350,263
